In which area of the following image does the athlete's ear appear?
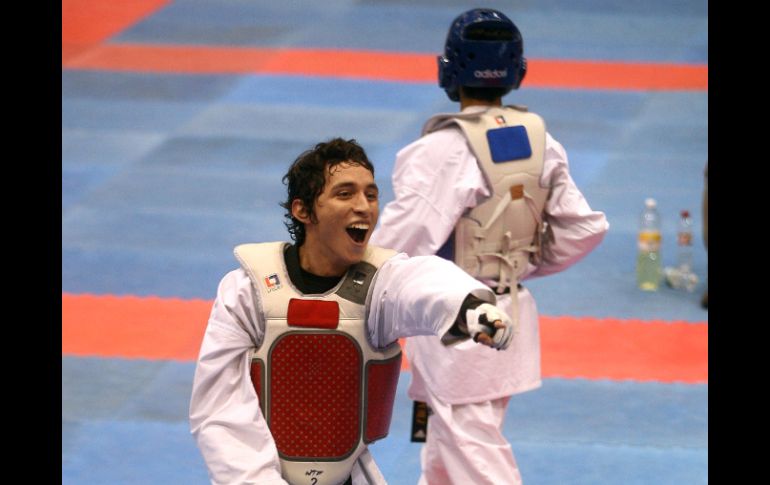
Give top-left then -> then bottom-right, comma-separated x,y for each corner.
291,199 -> 311,224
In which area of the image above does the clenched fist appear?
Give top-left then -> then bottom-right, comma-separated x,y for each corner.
465,303 -> 515,350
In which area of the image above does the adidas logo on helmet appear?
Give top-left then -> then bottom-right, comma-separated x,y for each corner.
474,69 -> 508,79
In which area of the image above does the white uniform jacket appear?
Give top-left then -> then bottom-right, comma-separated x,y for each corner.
370,106 -> 610,404
189,246 -> 496,484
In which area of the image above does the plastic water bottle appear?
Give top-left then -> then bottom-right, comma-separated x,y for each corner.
673,210 -> 698,292
677,210 -> 693,270
636,198 -> 661,291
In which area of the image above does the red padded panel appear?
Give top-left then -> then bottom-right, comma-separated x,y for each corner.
250,359 -> 265,417
364,353 -> 402,443
287,299 -> 339,329
269,333 -> 361,459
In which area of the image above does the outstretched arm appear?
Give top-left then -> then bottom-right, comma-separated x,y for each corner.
366,253 -> 514,350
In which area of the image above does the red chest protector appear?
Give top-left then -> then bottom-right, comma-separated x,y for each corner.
235,242 -> 402,485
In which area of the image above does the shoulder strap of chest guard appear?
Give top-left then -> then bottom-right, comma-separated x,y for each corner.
233,242 -> 398,311
336,245 -> 398,305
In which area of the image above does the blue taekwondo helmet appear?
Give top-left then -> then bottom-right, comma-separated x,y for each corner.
438,8 -> 527,102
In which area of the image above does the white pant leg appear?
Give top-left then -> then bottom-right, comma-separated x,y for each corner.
417,390 -> 522,485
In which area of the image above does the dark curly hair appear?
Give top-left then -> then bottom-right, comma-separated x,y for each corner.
281,138 -> 375,246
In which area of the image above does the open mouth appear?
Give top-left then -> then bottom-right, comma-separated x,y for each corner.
346,223 -> 369,244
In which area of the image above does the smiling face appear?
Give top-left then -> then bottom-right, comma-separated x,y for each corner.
292,161 -> 379,276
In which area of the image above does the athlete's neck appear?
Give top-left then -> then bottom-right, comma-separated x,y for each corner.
459,95 -> 502,111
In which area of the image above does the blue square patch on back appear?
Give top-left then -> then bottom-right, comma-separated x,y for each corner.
486,125 -> 531,163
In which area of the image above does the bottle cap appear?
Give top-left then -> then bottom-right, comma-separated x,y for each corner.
645,198 -> 656,208
680,210 -> 690,218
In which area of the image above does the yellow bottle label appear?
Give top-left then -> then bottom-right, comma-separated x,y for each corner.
638,230 -> 661,252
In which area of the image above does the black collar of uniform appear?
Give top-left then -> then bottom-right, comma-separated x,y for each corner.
283,243 -> 344,295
